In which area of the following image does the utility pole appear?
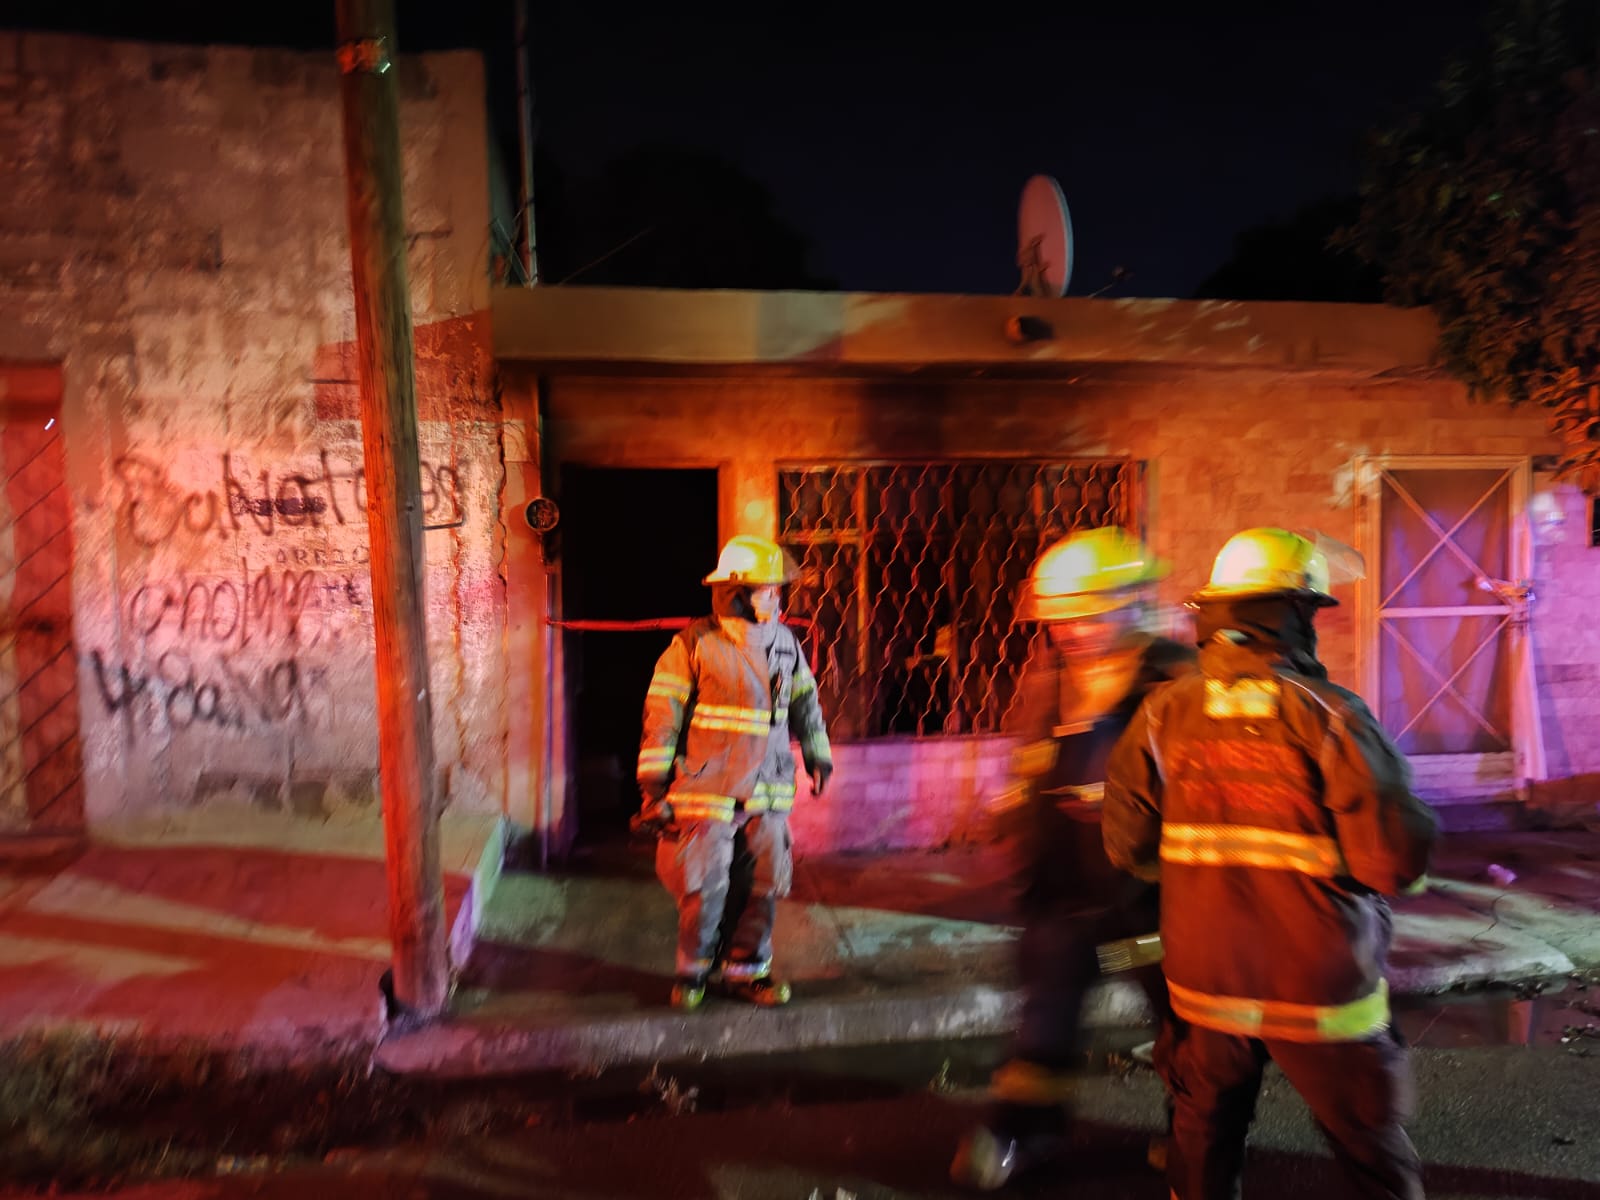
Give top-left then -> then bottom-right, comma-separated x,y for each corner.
514,0 -> 539,285
335,0 -> 449,1020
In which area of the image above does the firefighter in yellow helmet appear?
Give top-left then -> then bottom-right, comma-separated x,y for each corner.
952,527 -> 1197,1191
1103,528 -> 1437,1199
634,535 -> 833,1012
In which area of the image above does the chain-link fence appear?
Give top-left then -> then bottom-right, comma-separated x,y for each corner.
778,460 -> 1143,740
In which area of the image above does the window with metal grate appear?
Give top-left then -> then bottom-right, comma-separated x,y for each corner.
777,460 -> 1144,740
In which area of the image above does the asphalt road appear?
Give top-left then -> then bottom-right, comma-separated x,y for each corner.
35,1044 -> 1600,1200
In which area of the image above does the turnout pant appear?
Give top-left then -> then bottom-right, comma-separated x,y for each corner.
1005,792 -> 1169,1083
1162,1020 -> 1421,1200
656,810 -> 793,981
1013,892 -> 1168,1072
989,805 -> 1169,1125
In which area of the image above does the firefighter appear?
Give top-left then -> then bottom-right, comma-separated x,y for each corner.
1102,527 -> 1437,1200
951,527 -> 1197,1191
633,534 -> 833,1012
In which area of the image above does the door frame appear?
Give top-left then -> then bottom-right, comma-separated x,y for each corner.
1353,454 -> 1545,799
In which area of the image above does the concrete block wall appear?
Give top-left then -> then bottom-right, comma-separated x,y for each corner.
0,33 -> 504,829
788,735 -> 1013,854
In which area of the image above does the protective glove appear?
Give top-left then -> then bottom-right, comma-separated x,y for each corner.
985,782 -> 1034,843
809,762 -> 833,797
629,793 -> 676,838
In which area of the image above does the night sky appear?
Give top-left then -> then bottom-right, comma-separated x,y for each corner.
10,1 -> 1498,298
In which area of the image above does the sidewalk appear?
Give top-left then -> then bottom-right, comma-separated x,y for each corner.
2,814 -> 1596,1075
373,829 -> 1600,1076
0,807 -> 504,1058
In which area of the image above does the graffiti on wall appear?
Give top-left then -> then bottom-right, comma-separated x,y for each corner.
90,564 -> 351,735
90,445 -> 474,738
125,560 -> 363,652
90,648 -> 327,734
111,449 -> 465,548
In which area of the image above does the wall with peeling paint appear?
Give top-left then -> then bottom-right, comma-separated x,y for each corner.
0,33 -> 505,831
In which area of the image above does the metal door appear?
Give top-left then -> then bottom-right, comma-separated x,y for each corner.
1357,457 -> 1542,802
0,364 -> 84,844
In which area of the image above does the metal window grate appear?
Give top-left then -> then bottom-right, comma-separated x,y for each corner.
778,460 -> 1142,739
0,419 -> 83,835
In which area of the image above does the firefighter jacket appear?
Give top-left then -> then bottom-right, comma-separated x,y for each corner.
1002,632 -> 1197,911
637,617 -> 832,825
1102,634 -> 1438,1043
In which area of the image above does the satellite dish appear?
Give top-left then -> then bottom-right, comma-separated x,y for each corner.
1016,175 -> 1073,298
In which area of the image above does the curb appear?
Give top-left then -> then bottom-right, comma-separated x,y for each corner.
1389,932 -> 1576,995
375,935 -> 1582,1079
0,1017 -> 381,1072
372,979 -> 1155,1078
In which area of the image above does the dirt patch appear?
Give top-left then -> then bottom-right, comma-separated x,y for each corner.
0,1031 -> 557,1193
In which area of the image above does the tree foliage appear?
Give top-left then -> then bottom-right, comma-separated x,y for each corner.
1195,196 -> 1383,303
1338,0 -> 1600,490
536,145 -> 836,292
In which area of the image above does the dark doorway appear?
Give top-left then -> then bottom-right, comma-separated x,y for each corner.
560,466 -> 719,844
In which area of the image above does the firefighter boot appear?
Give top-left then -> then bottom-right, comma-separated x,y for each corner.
1147,1133 -> 1169,1172
1147,1094 -> 1174,1171
717,975 -> 792,1007
670,975 -> 708,1012
950,1103 -> 1068,1191
1128,1040 -> 1170,1170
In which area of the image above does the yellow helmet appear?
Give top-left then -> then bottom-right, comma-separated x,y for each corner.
1017,527 -> 1167,622
703,534 -> 799,586
1189,527 -> 1337,607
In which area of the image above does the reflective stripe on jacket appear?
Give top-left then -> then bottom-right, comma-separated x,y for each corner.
638,617 -> 831,822
1103,636 -> 1438,1042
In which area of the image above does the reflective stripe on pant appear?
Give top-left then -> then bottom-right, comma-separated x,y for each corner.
655,811 -> 793,979
1164,1021 -> 1421,1200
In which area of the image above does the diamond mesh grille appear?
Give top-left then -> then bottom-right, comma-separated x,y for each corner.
778,460 -> 1142,739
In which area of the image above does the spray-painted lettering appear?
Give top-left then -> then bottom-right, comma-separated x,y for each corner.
113,450 -> 465,547
89,648 -> 330,733
125,560 -> 364,651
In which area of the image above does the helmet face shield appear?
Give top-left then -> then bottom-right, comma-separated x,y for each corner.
1306,530 -> 1366,588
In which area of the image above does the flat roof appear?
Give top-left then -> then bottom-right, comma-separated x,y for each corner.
491,286 -> 1442,376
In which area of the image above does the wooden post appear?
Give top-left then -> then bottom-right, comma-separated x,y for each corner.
335,0 -> 449,1020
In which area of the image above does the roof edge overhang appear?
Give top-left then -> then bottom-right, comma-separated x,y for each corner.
491,285 -> 1443,379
